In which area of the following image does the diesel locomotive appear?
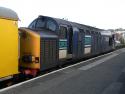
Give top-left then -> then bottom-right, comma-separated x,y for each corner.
0,7 -> 115,81
19,16 -> 115,76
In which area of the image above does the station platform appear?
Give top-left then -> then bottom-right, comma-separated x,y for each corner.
1,48 -> 125,94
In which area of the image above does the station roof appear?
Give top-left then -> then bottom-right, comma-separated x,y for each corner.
0,7 -> 19,20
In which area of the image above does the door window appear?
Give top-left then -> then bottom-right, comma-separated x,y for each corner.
59,26 -> 67,39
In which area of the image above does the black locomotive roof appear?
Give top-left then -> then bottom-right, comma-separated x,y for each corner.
53,18 -> 71,26
38,30 -> 58,39
19,27 -> 58,39
29,28 -> 58,39
39,15 -> 71,26
39,15 -> 103,32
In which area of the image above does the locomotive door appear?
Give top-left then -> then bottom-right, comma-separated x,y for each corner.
84,30 -> 92,55
78,29 -> 84,58
59,25 -> 68,60
59,25 -> 73,60
67,27 -> 73,58
72,27 -> 81,59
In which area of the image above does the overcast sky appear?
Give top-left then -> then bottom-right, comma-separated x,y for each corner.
0,0 -> 125,29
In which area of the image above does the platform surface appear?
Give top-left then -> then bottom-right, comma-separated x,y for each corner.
1,48 -> 125,94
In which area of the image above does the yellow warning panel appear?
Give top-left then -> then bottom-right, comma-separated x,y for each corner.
19,28 -> 40,69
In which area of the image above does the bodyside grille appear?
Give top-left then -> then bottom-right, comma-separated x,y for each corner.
40,38 -> 58,70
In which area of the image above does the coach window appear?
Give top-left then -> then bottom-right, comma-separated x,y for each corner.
59,26 -> 67,39
35,18 -> 46,29
46,20 -> 57,31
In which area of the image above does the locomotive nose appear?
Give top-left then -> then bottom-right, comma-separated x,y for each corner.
19,28 -> 40,69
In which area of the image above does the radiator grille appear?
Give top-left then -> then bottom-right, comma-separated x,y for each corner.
40,38 -> 58,70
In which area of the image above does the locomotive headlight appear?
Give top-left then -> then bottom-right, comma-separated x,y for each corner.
32,56 -> 35,62
22,55 -> 39,63
35,57 -> 39,63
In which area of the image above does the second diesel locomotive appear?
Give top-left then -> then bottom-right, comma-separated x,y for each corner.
19,16 -> 115,76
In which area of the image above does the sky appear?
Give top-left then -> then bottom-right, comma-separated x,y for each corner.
0,0 -> 125,29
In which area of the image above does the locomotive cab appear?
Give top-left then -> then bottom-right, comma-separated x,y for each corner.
19,16 -> 59,76
19,16 -> 75,76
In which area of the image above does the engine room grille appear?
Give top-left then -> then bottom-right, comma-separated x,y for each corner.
40,38 -> 58,71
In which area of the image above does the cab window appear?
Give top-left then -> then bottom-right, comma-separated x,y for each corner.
46,20 -> 57,31
28,19 -> 37,29
59,26 -> 67,39
35,18 -> 46,29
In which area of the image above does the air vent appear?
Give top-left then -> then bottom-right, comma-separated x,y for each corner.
40,38 -> 58,70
